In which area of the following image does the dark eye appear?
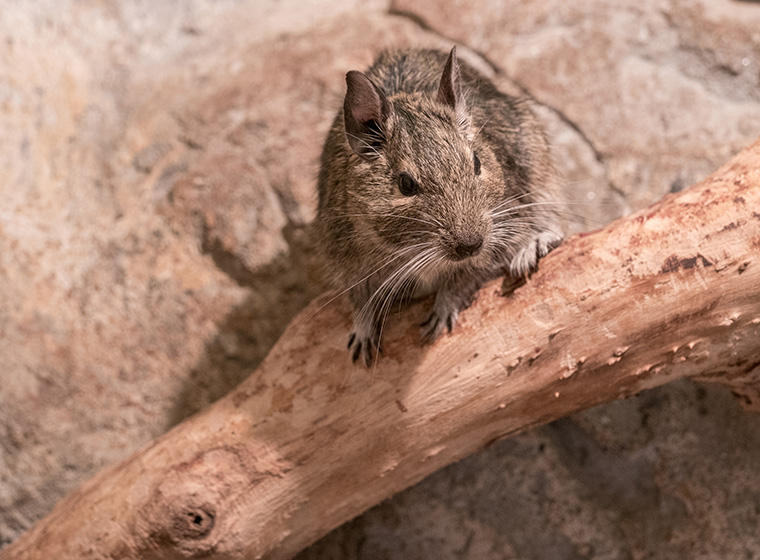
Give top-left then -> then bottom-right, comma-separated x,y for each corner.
473,152 -> 481,176
398,172 -> 419,196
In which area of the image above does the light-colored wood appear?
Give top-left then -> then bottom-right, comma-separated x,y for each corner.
3,139 -> 760,560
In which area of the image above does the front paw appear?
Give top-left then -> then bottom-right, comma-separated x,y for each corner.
509,229 -> 563,277
420,307 -> 458,344
348,331 -> 382,367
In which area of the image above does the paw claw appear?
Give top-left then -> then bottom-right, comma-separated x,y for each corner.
350,339 -> 362,363
421,309 -> 458,343
348,331 -> 381,367
419,315 -> 439,343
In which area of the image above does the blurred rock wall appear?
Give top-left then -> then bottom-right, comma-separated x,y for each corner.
1,1 -> 760,558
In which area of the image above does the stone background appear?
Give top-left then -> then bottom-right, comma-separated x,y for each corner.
1,1 -> 760,558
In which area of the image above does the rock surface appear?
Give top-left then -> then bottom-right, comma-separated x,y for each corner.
1,0 -> 759,557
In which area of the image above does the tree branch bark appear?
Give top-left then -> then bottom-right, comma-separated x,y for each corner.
3,139 -> 760,560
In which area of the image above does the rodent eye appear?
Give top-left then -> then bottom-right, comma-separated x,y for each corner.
473,152 -> 481,176
398,172 -> 419,196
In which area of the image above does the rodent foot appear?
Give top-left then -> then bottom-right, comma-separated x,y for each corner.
420,308 -> 458,343
510,229 -> 563,277
348,331 -> 383,367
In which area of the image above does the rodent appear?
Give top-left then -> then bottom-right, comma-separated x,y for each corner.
315,46 -> 564,366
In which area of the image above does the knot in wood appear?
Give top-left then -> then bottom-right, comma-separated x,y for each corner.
170,500 -> 215,541
142,490 -> 220,557
136,445 -> 258,557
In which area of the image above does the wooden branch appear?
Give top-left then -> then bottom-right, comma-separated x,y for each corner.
3,139 -> 760,560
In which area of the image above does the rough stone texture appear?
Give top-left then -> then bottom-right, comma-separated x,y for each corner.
0,0 -> 759,557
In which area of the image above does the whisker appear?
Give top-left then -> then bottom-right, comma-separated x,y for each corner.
345,132 -> 382,158
372,248 -> 441,355
491,207 -> 606,227
355,243 -> 435,329
323,211 -> 444,230
471,114 -> 493,143
292,242 -> 430,337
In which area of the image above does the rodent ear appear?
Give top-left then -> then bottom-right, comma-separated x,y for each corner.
343,71 -> 390,161
437,46 -> 470,132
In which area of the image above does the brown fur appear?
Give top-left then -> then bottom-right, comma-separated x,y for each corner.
316,47 -> 564,365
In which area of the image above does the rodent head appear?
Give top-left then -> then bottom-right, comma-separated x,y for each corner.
340,47 -> 510,276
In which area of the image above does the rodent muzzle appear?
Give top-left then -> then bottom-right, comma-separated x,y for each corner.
450,231 -> 484,261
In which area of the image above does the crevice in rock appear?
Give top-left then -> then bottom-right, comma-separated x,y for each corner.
387,6 -> 448,38
509,77 -> 607,166
388,5 -> 501,76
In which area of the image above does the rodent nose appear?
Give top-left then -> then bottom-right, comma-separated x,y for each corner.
453,232 -> 483,259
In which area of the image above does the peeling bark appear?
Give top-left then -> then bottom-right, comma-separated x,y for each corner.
2,140 -> 760,560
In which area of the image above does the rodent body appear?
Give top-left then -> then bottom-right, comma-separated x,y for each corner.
316,47 -> 564,365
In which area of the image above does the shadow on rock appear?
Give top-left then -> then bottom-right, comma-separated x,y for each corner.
167,221 -> 325,427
